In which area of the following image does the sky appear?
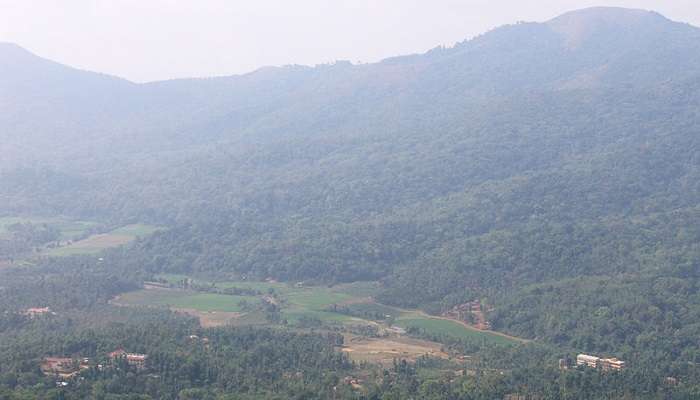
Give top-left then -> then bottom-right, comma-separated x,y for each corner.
0,0 -> 698,82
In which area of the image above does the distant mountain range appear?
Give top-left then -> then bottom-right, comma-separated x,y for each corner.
2,7 -> 700,356
2,7 -> 699,166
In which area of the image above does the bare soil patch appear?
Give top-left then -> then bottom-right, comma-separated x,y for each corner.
172,308 -> 244,328
336,296 -> 374,307
69,233 -> 133,249
340,334 -> 448,365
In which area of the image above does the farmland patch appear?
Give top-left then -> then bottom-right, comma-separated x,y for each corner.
340,334 -> 449,365
44,224 -> 161,257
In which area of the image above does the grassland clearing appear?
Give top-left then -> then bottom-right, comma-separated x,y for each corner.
109,224 -> 162,237
285,288 -> 352,310
112,285 -> 254,327
161,276 -> 359,324
44,224 -> 161,257
217,280 -> 358,324
172,308 -> 244,327
114,287 -> 254,312
0,217 -> 161,261
330,281 -> 382,298
395,311 -> 524,345
45,233 -> 133,256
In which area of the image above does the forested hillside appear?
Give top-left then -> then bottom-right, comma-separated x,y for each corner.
2,6 -> 700,383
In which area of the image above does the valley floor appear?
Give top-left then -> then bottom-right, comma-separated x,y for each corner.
112,275 -> 523,365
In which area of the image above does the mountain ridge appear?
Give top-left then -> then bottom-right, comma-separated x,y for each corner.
1,7 -> 698,164
3,7 -> 700,398
2,7 -> 697,85
1,7 -> 700,364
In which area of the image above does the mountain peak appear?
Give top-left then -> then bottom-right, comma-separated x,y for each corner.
548,6 -> 666,26
0,41 -> 23,49
0,42 -> 57,70
0,42 -> 33,56
546,7 -> 670,47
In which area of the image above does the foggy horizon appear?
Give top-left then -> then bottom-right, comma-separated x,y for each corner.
1,0 -> 699,82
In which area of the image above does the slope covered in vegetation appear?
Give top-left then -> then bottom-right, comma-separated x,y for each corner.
1,8 -> 700,395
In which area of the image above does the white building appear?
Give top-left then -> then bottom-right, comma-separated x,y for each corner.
576,354 -> 600,368
576,354 -> 626,371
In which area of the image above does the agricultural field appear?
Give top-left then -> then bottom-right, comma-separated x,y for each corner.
43,224 -> 162,257
109,224 -> 162,237
115,289 -> 252,312
150,277 -> 361,324
0,216 -> 161,261
112,286 -> 255,327
0,216 -> 102,267
113,276 -> 525,364
395,312 -> 521,345
118,275 -> 521,347
340,334 -> 449,365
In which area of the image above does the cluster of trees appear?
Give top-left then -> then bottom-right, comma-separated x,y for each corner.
0,222 -> 60,259
0,315 -> 351,399
0,256 -> 140,314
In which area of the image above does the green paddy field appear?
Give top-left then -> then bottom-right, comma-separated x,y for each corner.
117,276 -> 521,344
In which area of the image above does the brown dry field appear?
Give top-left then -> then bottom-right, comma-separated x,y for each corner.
44,233 -> 136,256
172,308 -> 244,327
340,334 -> 448,365
68,233 -> 133,249
336,296 -> 374,307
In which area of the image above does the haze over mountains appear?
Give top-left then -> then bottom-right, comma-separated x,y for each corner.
2,6 -> 700,357
2,7 -> 699,163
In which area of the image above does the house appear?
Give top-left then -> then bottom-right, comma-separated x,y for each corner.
576,354 -> 626,371
23,307 -> 55,317
599,357 -> 625,371
109,349 -> 126,359
109,349 -> 148,369
385,326 -> 407,335
665,377 -> 679,386
576,354 -> 599,368
126,353 -> 147,368
558,358 -> 568,370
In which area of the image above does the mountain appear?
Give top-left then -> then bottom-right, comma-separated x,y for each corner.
3,7 -> 699,166
2,7 -> 700,358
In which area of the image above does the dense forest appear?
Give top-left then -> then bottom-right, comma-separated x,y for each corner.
2,6 -> 700,399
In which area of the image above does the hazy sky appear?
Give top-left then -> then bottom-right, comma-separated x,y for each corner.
1,0 -> 698,82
